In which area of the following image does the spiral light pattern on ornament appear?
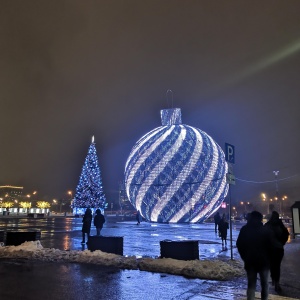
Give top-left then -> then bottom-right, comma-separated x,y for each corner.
124,108 -> 228,223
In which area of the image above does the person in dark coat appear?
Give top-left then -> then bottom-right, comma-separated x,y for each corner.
81,208 -> 92,244
94,208 -> 105,236
264,211 -> 289,293
214,211 -> 221,233
136,210 -> 141,225
236,210 -> 276,300
218,213 -> 229,249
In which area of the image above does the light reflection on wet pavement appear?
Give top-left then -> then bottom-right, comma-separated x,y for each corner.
0,216 -> 299,300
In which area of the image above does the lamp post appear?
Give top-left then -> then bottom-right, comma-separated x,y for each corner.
262,193 -> 269,215
273,170 -> 281,216
68,190 -> 73,214
53,199 -> 57,212
232,206 -> 237,217
282,195 -> 287,217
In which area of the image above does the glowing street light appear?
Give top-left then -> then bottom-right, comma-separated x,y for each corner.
68,191 -> 73,214
281,195 -> 288,216
261,193 -> 269,214
232,206 -> 237,217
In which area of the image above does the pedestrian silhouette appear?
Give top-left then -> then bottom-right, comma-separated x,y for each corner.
81,208 -> 92,244
136,210 -> 141,225
237,210 -> 277,300
94,208 -> 105,236
218,213 -> 229,249
264,211 -> 289,293
214,211 -> 221,233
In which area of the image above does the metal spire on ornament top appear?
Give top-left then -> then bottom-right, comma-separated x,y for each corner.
166,89 -> 174,108
161,89 -> 182,126
92,135 -> 95,143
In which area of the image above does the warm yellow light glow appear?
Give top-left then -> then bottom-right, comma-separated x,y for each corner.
2,201 -> 14,208
19,202 -> 31,209
36,201 -> 51,209
0,185 -> 23,189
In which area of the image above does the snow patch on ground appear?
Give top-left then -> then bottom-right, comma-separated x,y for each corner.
0,241 -> 244,280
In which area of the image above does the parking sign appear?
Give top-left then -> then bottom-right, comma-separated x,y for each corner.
225,143 -> 235,164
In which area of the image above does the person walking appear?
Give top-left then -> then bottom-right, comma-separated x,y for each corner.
94,209 -> 105,236
214,211 -> 221,233
136,210 -> 141,225
264,211 -> 289,293
236,210 -> 276,300
218,213 -> 229,249
81,208 -> 92,244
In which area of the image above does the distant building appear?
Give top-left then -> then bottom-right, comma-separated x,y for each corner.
0,185 -> 24,202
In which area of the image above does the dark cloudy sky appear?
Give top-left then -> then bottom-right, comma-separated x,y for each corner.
1,0 -> 300,208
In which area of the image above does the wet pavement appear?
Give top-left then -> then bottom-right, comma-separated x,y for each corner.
0,215 -> 299,300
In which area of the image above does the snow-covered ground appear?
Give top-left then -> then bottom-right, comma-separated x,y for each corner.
0,241 -> 244,281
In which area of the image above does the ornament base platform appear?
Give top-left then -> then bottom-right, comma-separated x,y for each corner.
1,231 -> 41,246
87,236 -> 123,255
160,240 -> 199,260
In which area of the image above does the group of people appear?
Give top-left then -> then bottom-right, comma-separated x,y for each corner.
214,210 -> 289,299
82,208 -> 142,243
237,210 -> 289,299
83,207 -> 288,299
81,208 -> 106,244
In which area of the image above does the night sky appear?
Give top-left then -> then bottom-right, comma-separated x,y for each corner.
1,1 -> 300,209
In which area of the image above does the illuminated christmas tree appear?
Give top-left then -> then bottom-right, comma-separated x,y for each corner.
72,136 -> 106,214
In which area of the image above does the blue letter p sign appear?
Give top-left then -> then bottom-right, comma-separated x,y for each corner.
225,143 -> 235,164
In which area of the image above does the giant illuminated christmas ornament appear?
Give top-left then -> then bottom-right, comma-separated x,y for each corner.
124,108 -> 228,223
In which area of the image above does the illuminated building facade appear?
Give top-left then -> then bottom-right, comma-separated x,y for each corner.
124,108 -> 228,223
0,185 -> 23,201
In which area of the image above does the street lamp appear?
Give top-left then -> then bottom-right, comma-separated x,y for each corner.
52,199 -> 57,212
232,206 -> 237,217
273,170 -> 282,215
68,191 -> 73,214
282,195 -> 288,216
261,193 -> 269,215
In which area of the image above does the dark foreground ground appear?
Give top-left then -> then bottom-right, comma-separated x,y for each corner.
0,215 -> 299,300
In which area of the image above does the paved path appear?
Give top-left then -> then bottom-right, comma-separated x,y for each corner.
0,216 -> 299,299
